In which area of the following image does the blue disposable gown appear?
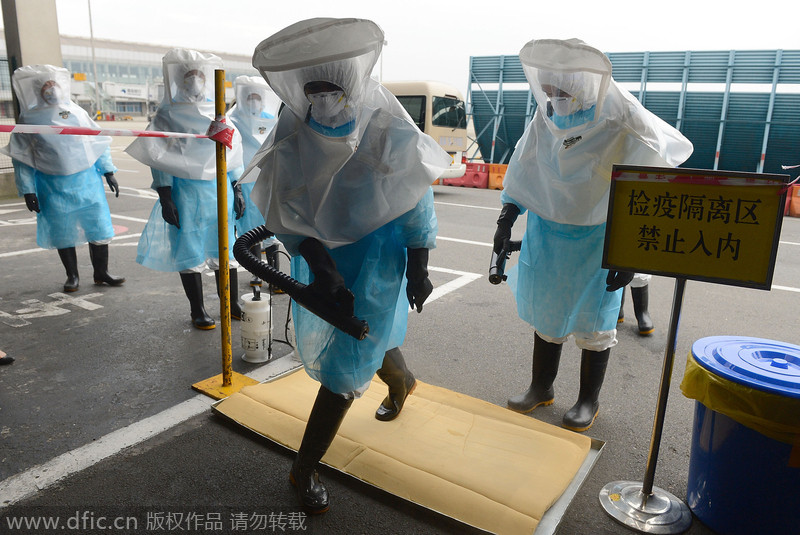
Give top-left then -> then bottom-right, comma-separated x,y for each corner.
13,147 -> 116,249
279,188 -> 437,394
502,190 -> 622,339
136,167 -> 243,272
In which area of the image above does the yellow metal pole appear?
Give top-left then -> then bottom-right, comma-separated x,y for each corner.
192,69 -> 258,399
214,69 -> 233,387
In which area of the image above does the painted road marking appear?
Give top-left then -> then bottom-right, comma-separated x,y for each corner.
0,233 -> 142,258
1,293 -> 105,327
426,266 -> 482,307
434,201 -> 499,211
437,236 -> 491,247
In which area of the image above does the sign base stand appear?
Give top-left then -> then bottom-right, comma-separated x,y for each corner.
192,372 -> 259,400
599,480 -> 692,534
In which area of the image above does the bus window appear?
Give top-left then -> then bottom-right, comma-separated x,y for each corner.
395,95 -> 425,132
383,80 -> 467,180
431,96 -> 465,129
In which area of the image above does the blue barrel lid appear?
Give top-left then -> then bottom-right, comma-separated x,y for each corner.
691,336 -> 800,398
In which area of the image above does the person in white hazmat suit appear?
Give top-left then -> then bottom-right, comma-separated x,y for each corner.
226,76 -> 282,289
241,18 -> 450,513
4,65 -> 125,292
495,39 -> 693,431
126,48 -> 246,330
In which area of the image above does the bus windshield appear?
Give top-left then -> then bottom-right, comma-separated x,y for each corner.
431,96 -> 466,129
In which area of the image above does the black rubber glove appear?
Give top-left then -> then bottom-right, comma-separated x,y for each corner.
606,270 -> 634,292
24,193 -> 40,213
298,238 -> 354,317
104,172 -> 119,197
233,183 -> 245,220
156,186 -> 180,229
406,248 -> 433,313
494,203 -> 520,254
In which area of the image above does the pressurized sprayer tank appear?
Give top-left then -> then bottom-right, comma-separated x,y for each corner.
240,286 -> 272,363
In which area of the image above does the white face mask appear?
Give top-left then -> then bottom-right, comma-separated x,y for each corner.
307,90 -> 351,127
551,96 -> 581,117
183,75 -> 205,101
42,86 -> 62,106
246,99 -> 262,115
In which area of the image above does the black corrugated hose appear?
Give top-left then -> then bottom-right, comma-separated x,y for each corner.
233,225 -> 369,341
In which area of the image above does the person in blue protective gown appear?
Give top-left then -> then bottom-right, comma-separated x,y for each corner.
494,39 -> 693,432
4,65 -> 125,292
241,18 -> 451,514
126,48 -> 246,330
226,75 -> 283,289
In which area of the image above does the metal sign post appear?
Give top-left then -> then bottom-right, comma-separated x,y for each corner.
598,165 -> 789,533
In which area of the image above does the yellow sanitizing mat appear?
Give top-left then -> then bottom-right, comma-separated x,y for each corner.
214,369 -> 592,535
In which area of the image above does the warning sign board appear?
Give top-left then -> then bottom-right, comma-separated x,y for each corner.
603,165 -> 790,290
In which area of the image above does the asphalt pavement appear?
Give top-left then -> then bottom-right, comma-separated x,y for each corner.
1,120 -> 799,534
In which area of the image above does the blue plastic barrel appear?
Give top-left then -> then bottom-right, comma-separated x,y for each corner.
687,336 -> 800,535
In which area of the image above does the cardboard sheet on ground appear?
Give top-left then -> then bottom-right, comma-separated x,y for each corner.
214,369 -> 593,534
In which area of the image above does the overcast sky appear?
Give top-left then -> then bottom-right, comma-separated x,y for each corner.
12,0 -> 799,95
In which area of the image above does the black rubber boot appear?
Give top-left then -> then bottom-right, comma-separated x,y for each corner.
562,348 -> 611,432
290,385 -> 353,514
88,243 -> 125,286
617,287 -> 625,324
631,286 -> 654,336
180,272 -> 215,330
57,247 -> 80,292
249,242 -> 263,287
375,347 -> 417,421
215,269 -> 243,320
508,332 -> 562,413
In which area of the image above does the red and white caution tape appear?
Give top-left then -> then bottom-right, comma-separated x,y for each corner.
205,116 -> 234,149
0,123 -> 210,140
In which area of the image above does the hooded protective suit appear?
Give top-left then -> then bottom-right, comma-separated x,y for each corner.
243,18 -> 450,393
227,75 -> 280,237
502,39 -> 693,346
127,48 -> 245,272
4,65 -> 116,249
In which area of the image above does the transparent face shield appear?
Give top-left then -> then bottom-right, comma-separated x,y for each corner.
167,63 -> 216,103
263,52 -> 377,130
236,85 -> 267,115
13,67 -> 72,110
526,66 -> 604,131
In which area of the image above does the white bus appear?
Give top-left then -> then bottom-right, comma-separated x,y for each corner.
382,80 -> 467,179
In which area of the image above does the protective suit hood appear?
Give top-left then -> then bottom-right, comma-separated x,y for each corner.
251,17 -> 383,127
2,64 -> 111,175
520,38 -> 612,135
125,48 -> 243,179
502,38 -> 694,226
227,75 -> 279,164
241,18 -> 450,249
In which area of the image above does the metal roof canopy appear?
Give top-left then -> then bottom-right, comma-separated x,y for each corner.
467,49 -> 800,175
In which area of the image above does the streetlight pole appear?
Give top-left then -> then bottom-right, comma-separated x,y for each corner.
87,0 -> 101,118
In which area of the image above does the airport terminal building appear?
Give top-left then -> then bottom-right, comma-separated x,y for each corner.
0,30 -> 256,119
